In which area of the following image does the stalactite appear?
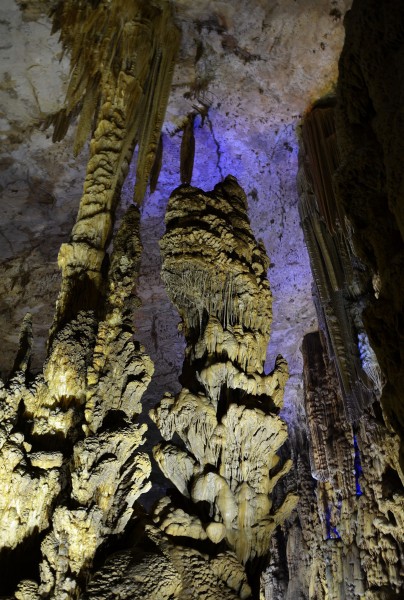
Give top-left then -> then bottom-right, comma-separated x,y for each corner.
180,114 -> 196,184
47,0 -> 180,341
149,133 -> 164,194
300,103 -> 344,235
48,0 -> 180,201
1,30 -> 165,581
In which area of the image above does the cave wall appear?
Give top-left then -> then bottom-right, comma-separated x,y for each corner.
335,0 -> 404,465
282,1 -> 404,596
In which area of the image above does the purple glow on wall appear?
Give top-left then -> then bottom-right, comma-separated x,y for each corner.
127,108 -> 316,439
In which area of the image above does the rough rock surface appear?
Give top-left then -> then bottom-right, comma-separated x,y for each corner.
0,3 -> 166,591
272,2 -> 404,591
47,0 -> 179,342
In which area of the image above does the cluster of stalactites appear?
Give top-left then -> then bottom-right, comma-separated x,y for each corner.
49,0 -> 180,203
151,177 -> 297,572
300,105 -> 344,235
48,0 -> 180,342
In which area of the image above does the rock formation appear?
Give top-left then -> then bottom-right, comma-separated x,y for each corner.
0,1 -> 181,595
155,176 -> 297,566
1,0 -> 404,598
0,204 -> 153,598
1,4 -> 297,594
84,176 -> 298,599
335,0 -> 404,467
264,329 -> 404,599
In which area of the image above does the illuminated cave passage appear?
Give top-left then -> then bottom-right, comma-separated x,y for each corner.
0,0 -> 403,598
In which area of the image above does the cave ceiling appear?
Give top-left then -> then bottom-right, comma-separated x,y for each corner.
0,0 -> 352,427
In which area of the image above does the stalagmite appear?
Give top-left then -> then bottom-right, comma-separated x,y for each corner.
0,205 -> 153,599
146,176 -> 297,593
86,177 -> 296,599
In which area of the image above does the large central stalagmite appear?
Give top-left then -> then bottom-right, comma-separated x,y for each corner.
150,176 -> 298,594
85,177 -> 298,600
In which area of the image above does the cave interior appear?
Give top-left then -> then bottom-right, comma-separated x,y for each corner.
0,0 -> 403,599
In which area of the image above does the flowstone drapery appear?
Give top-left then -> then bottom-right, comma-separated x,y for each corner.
298,104 -> 381,422
148,176 -> 298,594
